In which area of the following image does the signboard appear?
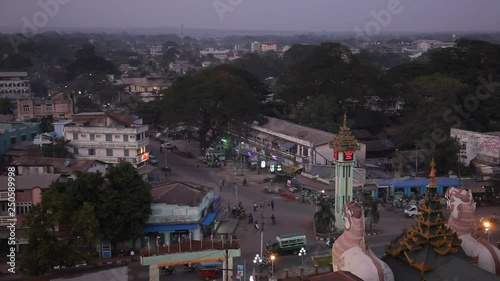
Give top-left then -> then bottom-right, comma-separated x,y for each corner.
235,264 -> 244,281
344,150 -> 354,161
260,161 -> 266,168
141,153 -> 149,162
333,150 -> 338,160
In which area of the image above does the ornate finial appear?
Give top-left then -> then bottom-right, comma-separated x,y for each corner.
427,158 -> 437,188
329,113 -> 359,152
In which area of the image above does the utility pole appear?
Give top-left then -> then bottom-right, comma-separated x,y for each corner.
259,200 -> 265,259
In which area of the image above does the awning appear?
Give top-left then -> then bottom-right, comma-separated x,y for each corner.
144,224 -> 198,232
201,212 -> 217,226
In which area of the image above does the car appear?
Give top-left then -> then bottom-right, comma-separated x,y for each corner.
404,205 -> 421,217
162,142 -> 174,149
149,155 -> 159,164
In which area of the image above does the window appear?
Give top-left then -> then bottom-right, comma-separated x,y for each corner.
124,149 -> 129,157
80,134 -> 86,138
115,135 -> 120,139
88,149 -> 96,155
46,106 -> 52,112
73,133 -> 78,140
16,202 -> 32,215
106,134 -> 112,141
123,135 -> 128,142
106,149 -> 113,156
35,105 -> 41,112
90,134 -> 95,141
23,105 -> 29,112
10,137 -> 16,144
136,133 -> 141,140
74,147 -> 79,155
130,135 -> 135,139
21,134 -> 26,141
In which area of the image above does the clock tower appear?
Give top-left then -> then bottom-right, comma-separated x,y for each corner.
329,113 -> 359,230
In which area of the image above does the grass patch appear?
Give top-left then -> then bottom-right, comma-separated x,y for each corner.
312,256 -> 332,267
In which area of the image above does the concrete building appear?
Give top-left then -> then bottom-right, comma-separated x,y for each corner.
199,48 -> 230,56
0,71 -> 30,98
251,41 -> 261,53
115,75 -> 171,96
144,182 -> 220,244
0,174 -> 63,252
0,122 -> 41,163
16,92 -> 74,122
149,45 -> 163,56
261,43 -> 278,52
63,112 -> 149,168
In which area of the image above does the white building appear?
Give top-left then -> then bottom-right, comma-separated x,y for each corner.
150,45 -> 163,56
251,41 -> 261,53
282,45 -> 291,53
0,72 -> 30,98
261,43 -> 278,52
451,128 -> 500,175
63,112 -> 149,168
199,48 -> 230,56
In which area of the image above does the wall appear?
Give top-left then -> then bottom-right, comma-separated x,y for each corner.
451,128 -> 497,165
0,123 -> 41,159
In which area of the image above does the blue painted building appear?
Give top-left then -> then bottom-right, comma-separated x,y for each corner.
375,177 -> 463,198
144,182 -> 221,247
0,122 -> 41,163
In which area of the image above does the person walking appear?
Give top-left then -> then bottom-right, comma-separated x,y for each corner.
270,200 -> 274,210
254,202 -> 257,212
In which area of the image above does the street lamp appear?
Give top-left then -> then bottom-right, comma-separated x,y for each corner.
270,254 -> 276,279
484,221 -> 492,242
298,247 -> 306,281
253,254 -> 262,278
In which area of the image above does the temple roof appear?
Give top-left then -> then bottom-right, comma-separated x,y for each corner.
329,113 -> 359,152
383,158 -> 500,280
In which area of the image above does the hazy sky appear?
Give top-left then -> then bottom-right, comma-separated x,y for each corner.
0,0 -> 499,32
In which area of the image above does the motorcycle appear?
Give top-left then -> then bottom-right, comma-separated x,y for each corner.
248,214 -> 253,224
184,264 -> 197,272
161,266 -> 176,275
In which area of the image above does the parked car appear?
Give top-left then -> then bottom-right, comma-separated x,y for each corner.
149,155 -> 159,164
162,142 -> 175,149
404,205 -> 421,217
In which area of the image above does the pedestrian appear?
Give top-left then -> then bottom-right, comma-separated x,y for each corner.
253,202 -> 257,212
271,200 -> 274,210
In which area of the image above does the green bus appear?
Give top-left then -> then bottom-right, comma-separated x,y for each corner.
266,233 -> 306,255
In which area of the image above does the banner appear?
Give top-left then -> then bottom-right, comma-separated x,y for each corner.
235,264 -> 244,281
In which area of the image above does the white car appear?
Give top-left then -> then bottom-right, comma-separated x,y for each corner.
404,205 -> 421,217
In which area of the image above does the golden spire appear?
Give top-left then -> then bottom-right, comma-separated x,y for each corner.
329,112 -> 359,152
427,158 -> 437,188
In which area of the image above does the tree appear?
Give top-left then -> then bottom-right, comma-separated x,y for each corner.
314,198 -> 335,233
160,64 -> 268,149
0,98 -> 14,115
39,115 -> 54,133
40,137 -> 74,158
98,162 -> 152,250
66,44 -> 117,81
232,52 -> 285,80
76,96 -> 101,112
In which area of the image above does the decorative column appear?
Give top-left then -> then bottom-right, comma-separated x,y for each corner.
329,113 -> 359,231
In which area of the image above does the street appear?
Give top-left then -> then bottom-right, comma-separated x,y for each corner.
147,138 -> 500,281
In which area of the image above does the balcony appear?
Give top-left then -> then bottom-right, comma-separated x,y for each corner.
68,138 -> 149,149
0,216 -> 15,227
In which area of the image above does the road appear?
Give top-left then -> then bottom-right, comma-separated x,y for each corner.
148,139 -> 500,281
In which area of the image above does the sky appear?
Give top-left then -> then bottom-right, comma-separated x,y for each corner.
0,0 -> 499,33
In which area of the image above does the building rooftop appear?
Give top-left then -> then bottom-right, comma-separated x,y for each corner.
0,72 -> 28,77
257,117 -> 336,146
10,156 -> 102,174
150,182 -> 210,207
0,174 -> 61,190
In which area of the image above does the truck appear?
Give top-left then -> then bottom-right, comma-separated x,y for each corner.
404,205 -> 422,217
266,233 -> 306,255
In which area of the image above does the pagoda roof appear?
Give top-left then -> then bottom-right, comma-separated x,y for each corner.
329,113 -> 359,152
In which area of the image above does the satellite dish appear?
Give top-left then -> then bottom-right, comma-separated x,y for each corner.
64,160 -> 70,167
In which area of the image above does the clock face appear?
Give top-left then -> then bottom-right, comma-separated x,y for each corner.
344,150 -> 354,161
334,150 -> 338,160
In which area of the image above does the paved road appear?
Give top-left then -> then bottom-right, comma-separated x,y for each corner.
148,138 -> 500,280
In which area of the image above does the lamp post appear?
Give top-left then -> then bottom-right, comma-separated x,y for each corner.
253,254 -> 262,278
270,254 -> 276,279
484,221 -> 492,242
156,236 -> 161,254
298,247 -> 306,280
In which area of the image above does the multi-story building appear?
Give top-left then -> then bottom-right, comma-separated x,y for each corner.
0,174 -> 63,253
0,122 -> 41,163
0,72 -> 30,98
63,112 -> 149,168
261,43 -> 278,52
149,45 -> 163,56
251,41 -> 261,53
16,92 -> 74,121
199,48 -> 231,56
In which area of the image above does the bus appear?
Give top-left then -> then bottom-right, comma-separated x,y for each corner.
266,233 -> 306,255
